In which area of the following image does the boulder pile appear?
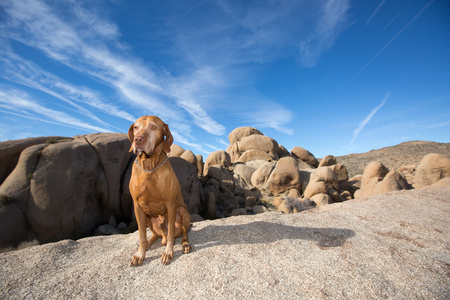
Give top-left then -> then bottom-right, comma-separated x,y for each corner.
0,134 -> 134,249
1,127 -> 449,250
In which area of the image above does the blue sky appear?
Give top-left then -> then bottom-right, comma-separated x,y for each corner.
0,0 -> 449,158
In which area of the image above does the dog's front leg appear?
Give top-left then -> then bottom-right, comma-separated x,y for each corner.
131,201 -> 148,266
161,205 -> 176,264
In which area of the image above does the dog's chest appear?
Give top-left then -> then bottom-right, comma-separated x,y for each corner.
138,199 -> 166,217
130,174 -> 169,216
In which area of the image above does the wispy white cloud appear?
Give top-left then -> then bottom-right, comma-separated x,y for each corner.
426,121 -> 450,129
171,0 -> 300,67
0,0 -> 353,150
407,119 -> 450,130
218,138 -> 230,148
69,0 -> 121,41
349,0 -> 435,82
350,92 -> 390,145
0,0 -> 226,140
244,101 -> 295,135
175,0 -> 348,69
365,0 -> 386,27
0,89 -> 109,132
205,144 -> 223,152
166,67 -> 227,136
0,50 -> 134,128
170,131 -> 209,155
162,0 -> 350,134
298,0 -> 349,67
157,1 -> 337,137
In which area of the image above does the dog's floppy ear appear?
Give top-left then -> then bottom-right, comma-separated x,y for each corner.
163,123 -> 173,153
128,123 -> 135,152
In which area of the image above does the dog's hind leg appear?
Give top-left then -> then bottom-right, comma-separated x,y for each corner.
179,207 -> 192,254
147,216 -> 165,247
146,232 -> 160,249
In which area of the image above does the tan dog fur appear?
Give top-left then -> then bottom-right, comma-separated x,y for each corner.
128,116 -> 191,265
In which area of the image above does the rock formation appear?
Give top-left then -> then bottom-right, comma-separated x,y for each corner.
1,134 -> 133,247
414,153 -> 450,188
355,161 -> 411,198
0,134 -> 203,248
291,146 -> 319,168
203,150 -> 231,176
1,127 -> 449,250
0,136 -> 67,184
318,154 -> 337,167
336,141 -> 450,178
264,157 -> 301,194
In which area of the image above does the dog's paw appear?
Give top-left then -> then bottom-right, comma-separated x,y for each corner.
130,252 -> 145,266
161,251 -> 173,265
182,243 -> 191,254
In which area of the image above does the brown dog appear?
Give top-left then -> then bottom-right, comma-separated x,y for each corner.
128,116 -> 191,265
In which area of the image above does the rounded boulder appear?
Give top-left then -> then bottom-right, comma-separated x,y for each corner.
169,144 -> 185,157
264,157 -> 301,194
414,153 -> 450,188
170,157 -> 204,215
318,155 -> 337,167
180,150 -> 198,171
204,150 -> 231,175
291,147 -> 319,168
228,127 -> 263,145
27,137 -> 106,244
234,135 -> 279,161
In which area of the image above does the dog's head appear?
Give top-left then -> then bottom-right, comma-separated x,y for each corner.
128,116 -> 173,156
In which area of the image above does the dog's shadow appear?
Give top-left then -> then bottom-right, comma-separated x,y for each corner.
188,221 -> 356,252
141,221 -> 355,265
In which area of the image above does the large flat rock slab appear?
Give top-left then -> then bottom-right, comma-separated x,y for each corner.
1,187 -> 449,299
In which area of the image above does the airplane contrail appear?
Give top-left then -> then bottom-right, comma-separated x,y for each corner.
365,0 -> 387,27
350,92 -> 390,145
349,0 -> 435,83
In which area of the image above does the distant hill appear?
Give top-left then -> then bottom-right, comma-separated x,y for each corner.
336,141 -> 450,178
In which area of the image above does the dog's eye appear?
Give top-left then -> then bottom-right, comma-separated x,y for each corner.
151,125 -> 157,130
